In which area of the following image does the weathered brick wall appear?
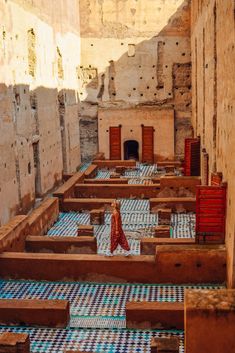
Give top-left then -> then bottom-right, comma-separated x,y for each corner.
191,0 -> 235,287
0,0 -> 81,225
79,0 -> 193,160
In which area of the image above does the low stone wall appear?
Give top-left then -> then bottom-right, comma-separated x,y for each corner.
27,198 -> 59,236
126,301 -> 184,329
53,171 -> 85,208
84,164 -> 98,179
0,245 -> 226,284
84,178 -> 128,184
141,238 -> 195,255
75,184 -> 160,199
92,159 -> 136,168
155,244 -> 226,284
156,161 -> 182,167
0,215 -> 29,253
159,176 -> 201,195
150,197 -> 196,213
0,299 -> 69,328
26,236 -> 97,254
63,198 -> 115,212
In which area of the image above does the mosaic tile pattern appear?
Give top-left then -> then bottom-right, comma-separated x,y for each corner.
48,198 -> 196,255
95,169 -> 114,179
0,280 -> 223,329
0,326 -> 185,353
171,214 -> 195,239
128,179 -> 153,185
95,164 -> 169,181
124,164 -> 159,178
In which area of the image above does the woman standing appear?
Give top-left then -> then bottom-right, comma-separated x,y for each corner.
109,200 -> 130,256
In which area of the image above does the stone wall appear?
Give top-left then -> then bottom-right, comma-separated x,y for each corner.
191,0 -> 235,287
79,102 -> 98,162
0,0 -> 81,225
78,0 -> 193,161
98,107 -> 175,161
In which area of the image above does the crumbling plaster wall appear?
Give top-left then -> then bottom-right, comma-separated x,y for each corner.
0,0 -> 81,225
191,0 -> 235,287
79,0 -> 193,161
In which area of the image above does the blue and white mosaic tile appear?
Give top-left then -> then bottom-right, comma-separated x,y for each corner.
48,198 -> 196,255
0,326 -> 185,353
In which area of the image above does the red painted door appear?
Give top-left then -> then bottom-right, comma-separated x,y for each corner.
142,126 -> 154,163
184,138 -> 200,176
196,184 -> 227,243
109,126 -> 121,160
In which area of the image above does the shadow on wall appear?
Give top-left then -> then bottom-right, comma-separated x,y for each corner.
0,82 -> 80,225
78,0 -> 193,161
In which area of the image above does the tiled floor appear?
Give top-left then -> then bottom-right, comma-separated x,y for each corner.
95,163 -> 173,182
0,326 -> 185,353
48,199 -> 195,255
0,163 -> 199,351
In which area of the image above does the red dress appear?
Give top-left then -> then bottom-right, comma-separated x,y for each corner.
110,209 -> 130,253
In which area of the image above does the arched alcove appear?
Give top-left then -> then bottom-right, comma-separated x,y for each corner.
124,140 -> 139,160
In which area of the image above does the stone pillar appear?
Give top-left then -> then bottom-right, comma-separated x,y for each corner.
90,208 -> 105,225
158,209 -> 172,225
185,289 -> 235,353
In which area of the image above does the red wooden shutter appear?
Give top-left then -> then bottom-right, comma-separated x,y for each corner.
196,183 -> 227,244
109,126 -> 121,160
184,138 -> 200,176
142,126 -> 154,163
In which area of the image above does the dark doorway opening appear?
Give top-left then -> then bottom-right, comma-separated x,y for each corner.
124,140 -> 139,160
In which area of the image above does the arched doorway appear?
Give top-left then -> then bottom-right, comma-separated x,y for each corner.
124,140 -> 139,160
